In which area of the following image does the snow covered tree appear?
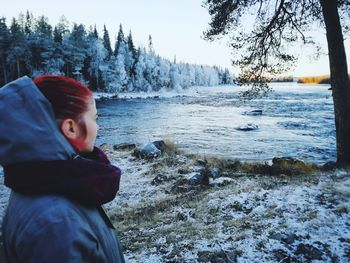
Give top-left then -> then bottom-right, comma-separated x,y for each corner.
157,57 -> 171,89
87,36 -> 107,90
133,49 -> 151,92
170,63 -> 181,90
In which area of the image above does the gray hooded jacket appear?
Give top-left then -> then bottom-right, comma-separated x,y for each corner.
0,77 -> 125,262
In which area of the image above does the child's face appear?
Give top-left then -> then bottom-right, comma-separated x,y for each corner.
77,99 -> 99,153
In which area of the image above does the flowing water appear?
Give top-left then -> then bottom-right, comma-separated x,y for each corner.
96,83 -> 335,164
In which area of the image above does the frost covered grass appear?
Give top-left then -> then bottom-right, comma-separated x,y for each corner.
100,144 -> 350,262
0,145 -> 349,262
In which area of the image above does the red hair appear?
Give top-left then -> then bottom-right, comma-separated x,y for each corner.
33,75 -> 93,121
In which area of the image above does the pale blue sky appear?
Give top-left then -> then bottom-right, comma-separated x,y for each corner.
1,0 -> 348,77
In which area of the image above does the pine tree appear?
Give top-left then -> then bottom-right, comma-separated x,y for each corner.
30,15 -> 55,76
7,18 -> 31,78
127,31 -> 137,60
24,11 -> 34,35
127,31 -> 137,81
148,34 -> 154,54
64,23 -> 88,80
54,15 -> 69,44
102,25 -> 112,57
114,24 -> 125,56
90,25 -> 99,39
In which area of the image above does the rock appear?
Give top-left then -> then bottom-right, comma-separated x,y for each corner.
113,143 -> 136,151
133,143 -> 161,159
295,244 -> 323,260
189,173 -> 209,185
244,109 -> 263,116
192,166 -> 206,173
152,140 -> 167,152
208,167 -> 222,178
236,123 -> 259,131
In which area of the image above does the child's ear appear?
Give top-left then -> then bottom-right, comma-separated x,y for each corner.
60,119 -> 80,139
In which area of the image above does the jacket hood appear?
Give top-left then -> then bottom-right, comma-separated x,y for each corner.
0,76 -> 76,165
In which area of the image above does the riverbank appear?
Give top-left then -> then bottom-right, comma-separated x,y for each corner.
103,142 -> 349,262
0,142 -> 349,262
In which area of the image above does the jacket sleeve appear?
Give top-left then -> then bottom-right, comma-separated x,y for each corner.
16,216 -> 104,263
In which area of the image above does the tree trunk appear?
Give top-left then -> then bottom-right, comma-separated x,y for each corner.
320,0 -> 350,167
2,58 -> 7,84
16,56 -> 20,78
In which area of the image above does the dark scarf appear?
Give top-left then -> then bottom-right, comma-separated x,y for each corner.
4,147 -> 121,207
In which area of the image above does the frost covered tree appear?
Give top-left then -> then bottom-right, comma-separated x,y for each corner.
85,28 -> 107,90
133,50 -> 151,92
0,13 -> 234,92
157,57 -> 171,88
203,0 -> 350,167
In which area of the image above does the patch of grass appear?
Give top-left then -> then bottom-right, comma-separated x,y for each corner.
271,157 -> 319,175
335,205 -> 348,215
205,157 -> 241,171
185,151 -> 319,177
238,162 -> 272,174
163,139 -> 184,156
298,210 -> 318,222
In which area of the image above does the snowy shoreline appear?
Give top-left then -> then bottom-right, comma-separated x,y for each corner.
103,144 -> 350,262
0,144 -> 349,262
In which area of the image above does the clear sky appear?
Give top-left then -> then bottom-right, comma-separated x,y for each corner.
1,0 -> 348,77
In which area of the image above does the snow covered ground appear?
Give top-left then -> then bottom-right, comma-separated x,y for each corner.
0,145 -> 349,262
101,145 -> 350,263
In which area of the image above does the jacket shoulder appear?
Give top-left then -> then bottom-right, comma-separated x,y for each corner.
3,193 -> 105,262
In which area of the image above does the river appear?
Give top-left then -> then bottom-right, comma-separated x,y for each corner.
96,83 -> 335,164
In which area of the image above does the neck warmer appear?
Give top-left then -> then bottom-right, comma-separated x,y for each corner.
4,147 -> 121,206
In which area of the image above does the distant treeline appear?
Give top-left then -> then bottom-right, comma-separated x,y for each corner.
297,75 -> 330,84
270,75 -> 350,84
0,12 -> 234,91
